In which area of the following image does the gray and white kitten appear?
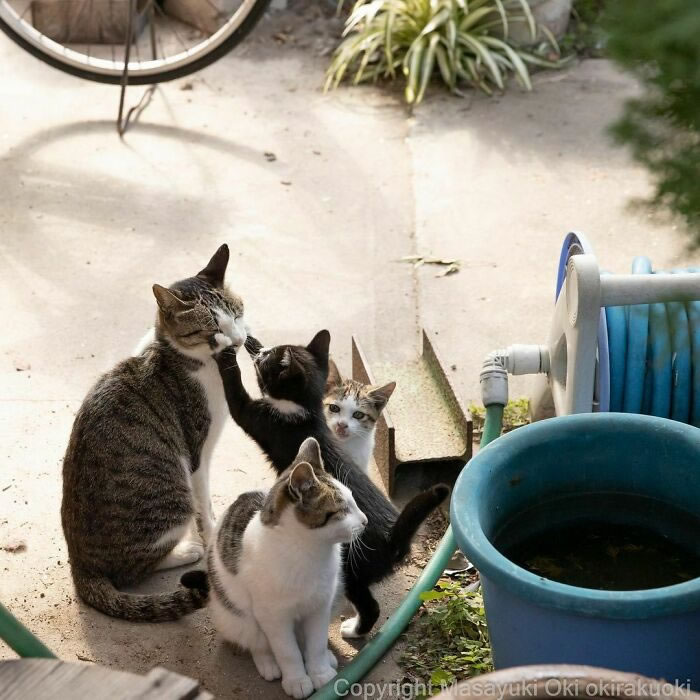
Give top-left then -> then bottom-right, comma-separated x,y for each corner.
198,437 -> 366,699
61,244 -> 247,622
322,360 -> 395,472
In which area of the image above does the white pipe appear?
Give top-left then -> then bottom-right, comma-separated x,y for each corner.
600,273 -> 700,307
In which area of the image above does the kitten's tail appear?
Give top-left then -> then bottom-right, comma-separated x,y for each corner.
389,484 -> 450,562
72,569 -> 209,622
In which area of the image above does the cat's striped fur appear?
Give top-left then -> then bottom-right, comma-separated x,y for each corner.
61,245 -> 246,621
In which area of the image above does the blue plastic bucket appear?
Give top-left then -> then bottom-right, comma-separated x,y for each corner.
450,413 -> 700,683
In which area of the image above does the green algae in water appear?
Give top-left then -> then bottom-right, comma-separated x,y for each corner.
495,494 -> 700,591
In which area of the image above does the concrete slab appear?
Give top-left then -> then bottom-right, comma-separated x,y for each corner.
410,60 -> 694,404
0,4 -> 418,697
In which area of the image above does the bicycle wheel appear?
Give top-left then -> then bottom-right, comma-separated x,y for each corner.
0,0 -> 272,85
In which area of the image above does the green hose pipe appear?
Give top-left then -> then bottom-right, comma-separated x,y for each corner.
481,403 -> 504,447
0,601 -> 56,658
311,402 -> 504,699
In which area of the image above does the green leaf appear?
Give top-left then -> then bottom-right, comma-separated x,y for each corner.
405,36 -> 427,103
431,669 -> 455,686
481,35 -> 531,89
458,5 -> 497,32
458,33 -> 503,89
419,589 -> 448,601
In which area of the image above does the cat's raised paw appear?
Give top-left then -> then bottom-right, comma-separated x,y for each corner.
252,652 -> 281,681
309,665 -> 336,690
214,333 -> 233,350
340,616 -> 364,639
282,674 -> 314,699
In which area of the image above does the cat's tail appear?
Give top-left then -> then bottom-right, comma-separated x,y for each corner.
72,568 -> 209,622
389,484 -> 450,562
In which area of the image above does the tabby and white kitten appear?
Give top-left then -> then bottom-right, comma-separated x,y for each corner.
193,437 -> 366,699
61,245 -> 246,621
323,360 -> 395,472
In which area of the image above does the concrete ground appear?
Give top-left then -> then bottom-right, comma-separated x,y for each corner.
0,1 -> 694,698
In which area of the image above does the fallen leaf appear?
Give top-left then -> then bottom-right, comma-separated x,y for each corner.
398,255 -> 461,276
1,539 -> 27,553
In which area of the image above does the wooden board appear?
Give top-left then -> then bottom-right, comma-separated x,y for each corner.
0,660 -> 212,700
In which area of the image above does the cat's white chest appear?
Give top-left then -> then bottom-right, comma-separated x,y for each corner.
344,431 -> 375,472
192,360 -> 229,441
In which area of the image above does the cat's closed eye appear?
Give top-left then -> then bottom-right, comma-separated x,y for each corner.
328,404 -> 340,413
322,510 -> 339,525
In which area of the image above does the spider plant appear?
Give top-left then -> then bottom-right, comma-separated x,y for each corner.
326,0 -> 564,105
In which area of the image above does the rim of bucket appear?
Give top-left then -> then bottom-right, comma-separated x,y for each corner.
451,413 -> 700,620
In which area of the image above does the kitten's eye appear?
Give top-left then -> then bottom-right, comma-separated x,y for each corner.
352,411 -> 365,420
178,330 -> 201,338
322,510 -> 339,526
328,404 -> 340,413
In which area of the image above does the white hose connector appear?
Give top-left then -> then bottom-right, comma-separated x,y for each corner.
481,351 -> 509,407
506,344 -> 550,375
481,345 -> 550,407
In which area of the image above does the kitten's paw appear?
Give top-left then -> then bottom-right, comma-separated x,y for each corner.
326,649 -> 338,669
282,674 -> 314,699
309,665 -> 336,690
252,653 -> 281,681
340,616 -> 365,639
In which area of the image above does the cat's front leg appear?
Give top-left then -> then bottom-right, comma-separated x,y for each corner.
191,466 -> 216,543
301,605 -> 336,690
256,611 -> 313,699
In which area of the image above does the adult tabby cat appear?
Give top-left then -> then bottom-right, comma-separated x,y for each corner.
215,331 -> 448,637
323,359 -> 395,473
195,437 -> 366,698
61,244 -> 246,621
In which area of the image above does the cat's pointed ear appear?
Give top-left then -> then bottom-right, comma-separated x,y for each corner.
307,330 -> 330,362
288,462 -> 318,500
295,437 -> 324,472
280,348 -> 305,381
197,244 -> 229,287
325,359 -> 342,393
153,284 -> 190,316
368,381 -> 396,411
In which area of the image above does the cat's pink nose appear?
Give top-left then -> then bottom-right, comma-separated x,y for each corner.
337,422 -> 348,430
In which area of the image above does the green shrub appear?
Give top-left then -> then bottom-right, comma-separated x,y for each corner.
606,0 -> 700,247
326,0 -> 563,106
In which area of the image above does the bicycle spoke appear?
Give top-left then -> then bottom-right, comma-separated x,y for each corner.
152,2 -> 192,56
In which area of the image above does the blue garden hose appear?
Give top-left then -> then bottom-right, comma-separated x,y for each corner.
604,258 -> 700,428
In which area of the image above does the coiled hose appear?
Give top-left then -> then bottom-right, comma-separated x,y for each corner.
311,403 -> 504,699
606,258 -> 700,427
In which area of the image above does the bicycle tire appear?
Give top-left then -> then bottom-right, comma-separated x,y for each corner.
0,0 -> 273,85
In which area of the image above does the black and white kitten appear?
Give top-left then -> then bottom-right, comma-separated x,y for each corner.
215,331 -> 449,638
